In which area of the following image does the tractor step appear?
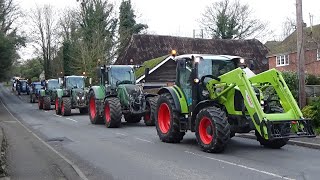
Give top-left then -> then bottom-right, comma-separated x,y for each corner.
265,119 -> 316,140
179,117 -> 188,132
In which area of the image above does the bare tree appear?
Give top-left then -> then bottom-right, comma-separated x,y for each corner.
200,0 -> 267,39
0,0 -> 20,34
281,17 -> 296,40
29,5 -> 59,79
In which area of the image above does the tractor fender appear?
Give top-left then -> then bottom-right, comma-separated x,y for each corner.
157,87 -> 185,113
89,86 -> 106,100
190,100 -> 222,132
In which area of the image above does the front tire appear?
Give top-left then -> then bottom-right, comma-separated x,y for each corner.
155,93 -> 185,143
88,91 -> 104,124
144,97 -> 158,126
195,107 -> 231,153
55,98 -> 61,115
104,97 -> 122,128
61,97 -> 72,116
43,96 -> 51,110
38,97 -> 43,110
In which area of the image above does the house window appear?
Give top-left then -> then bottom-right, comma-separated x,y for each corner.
276,55 -> 289,66
317,49 -> 320,61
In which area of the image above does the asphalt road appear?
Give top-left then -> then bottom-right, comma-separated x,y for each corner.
1,83 -> 320,180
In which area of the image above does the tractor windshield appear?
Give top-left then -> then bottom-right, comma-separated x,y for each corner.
66,77 -> 85,89
198,59 -> 236,78
34,84 -> 42,89
109,67 -> 135,85
47,80 -> 59,90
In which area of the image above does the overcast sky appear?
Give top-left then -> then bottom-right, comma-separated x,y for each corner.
17,0 -> 320,60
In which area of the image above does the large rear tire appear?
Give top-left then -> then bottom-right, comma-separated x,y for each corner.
61,97 -> 72,116
155,93 -> 185,143
195,107 -> 231,153
104,97 -> 122,128
43,96 -> 51,110
88,91 -> 104,124
55,98 -> 61,115
144,96 -> 158,126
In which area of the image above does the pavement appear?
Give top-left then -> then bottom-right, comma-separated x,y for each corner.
1,83 -> 320,180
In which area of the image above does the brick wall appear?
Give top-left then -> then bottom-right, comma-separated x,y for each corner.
268,49 -> 320,75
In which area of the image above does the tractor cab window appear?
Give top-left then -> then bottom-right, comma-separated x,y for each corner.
109,67 -> 135,85
66,77 -> 85,89
177,59 -> 193,105
47,80 -> 59,90
198,59 -> 236,79
34,84 -> 42,89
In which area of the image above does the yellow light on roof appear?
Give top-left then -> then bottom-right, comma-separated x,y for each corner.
171,50 -> 177,56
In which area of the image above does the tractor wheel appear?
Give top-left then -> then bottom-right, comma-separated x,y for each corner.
255,130 -> 288,149
124,114 -> 141,123
104,97 -> 122,128
38,97 -> 43,110
256,105 -> 288,149
43,96 -> 51,110
55,98 -> 61,115
155,93 -> 185,143
195,107 -> 231,153
88,92 -> 104,124
61,97 -> 72,116
79,107 -> 88,114
144,96 -> 158,126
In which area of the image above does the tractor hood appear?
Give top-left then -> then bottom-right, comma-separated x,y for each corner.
72,88 -> 86,97
119,84 -> 143,97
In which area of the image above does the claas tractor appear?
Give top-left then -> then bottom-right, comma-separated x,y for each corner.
54,75 -> 89,116
88,65 -> 158,128
154,54 -> 315,153
38,79 -> 59,110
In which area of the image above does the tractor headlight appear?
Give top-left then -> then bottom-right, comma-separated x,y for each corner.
240,58 -> 245,64
260,100 -> 264,105
81,96 -> 85,100
194,78 -> 200,83
77,96 -> 80,100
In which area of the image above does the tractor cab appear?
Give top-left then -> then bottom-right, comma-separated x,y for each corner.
99,65 -> 135,88
175,54 -> 243,108
46,79 -> 59,90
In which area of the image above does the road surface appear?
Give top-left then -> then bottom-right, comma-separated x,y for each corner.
0,84 -> 319,180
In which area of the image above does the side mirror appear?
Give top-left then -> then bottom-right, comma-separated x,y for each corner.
144,68 -> 150,80
89,78 -> 92,85
58,78 -> 63,87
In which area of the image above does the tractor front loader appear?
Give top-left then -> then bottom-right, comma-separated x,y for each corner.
155,53 -> 315,153
88,65 -> 158,128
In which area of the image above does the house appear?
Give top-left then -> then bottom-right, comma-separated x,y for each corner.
266,24 -> 320,75
116,34 -> 269,87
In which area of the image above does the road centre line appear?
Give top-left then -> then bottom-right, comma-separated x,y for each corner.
115,132 -> 127,136
66,117 -> 78,122
184,151 -> 295,180
135,137 -> 154,144
0,97 -> 88,180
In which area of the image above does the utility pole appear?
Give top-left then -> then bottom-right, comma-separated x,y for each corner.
296,0 -> 306,107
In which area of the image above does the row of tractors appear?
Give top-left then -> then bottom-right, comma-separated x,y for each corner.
25,52 -> 316,153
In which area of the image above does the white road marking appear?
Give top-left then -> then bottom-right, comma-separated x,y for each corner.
54,114 -> 62,118
290,140 -> 320,146
185,151 -> 295,180
135,137 -> 154,144
115,132 -> 127,136
66,118 -> 78,122
0,98 -> 88,180
44,111 -> 49,113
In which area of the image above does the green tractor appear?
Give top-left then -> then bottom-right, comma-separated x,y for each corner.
54,75 -> 89,116
38,79 -> 59,110
154,54 -> 315,153
88,65 -> 158,128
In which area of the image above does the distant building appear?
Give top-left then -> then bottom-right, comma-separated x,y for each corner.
266,24 -> 320,75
